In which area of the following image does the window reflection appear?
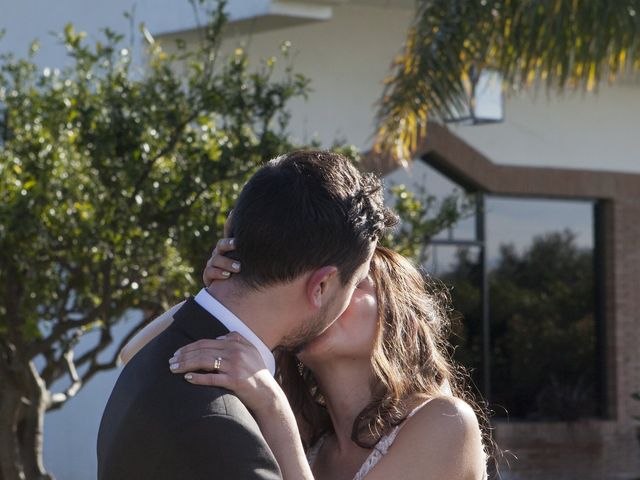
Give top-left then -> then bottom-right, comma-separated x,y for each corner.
423,245 -> 484,396
486,197 -> 597,420
385,159 -> 477,242
390,159 -> 602,421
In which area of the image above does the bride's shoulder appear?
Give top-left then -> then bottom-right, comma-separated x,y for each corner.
416,395 -> 479,421
369,396 -> 486,478
403,395 -> 482,445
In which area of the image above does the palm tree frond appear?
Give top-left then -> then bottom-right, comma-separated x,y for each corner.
374,0 -> 640,165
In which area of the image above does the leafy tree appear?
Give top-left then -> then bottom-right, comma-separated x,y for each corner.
381,184 -> 475,261
374,0 -> 640,161
441,230 -> 597,420
440,247 -> 484,389
0,2 -> 309,478
490,230 -> 596,420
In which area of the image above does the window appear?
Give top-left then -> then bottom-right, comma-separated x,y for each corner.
394,157 -> 604,421
485,197 -> 598,420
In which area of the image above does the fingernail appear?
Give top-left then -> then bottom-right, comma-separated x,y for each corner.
231,262 -> 240,271
217,335 -> 227,340
184,374 -> 193,381
229,238 -> 235,246
221,271 -> 231,277
169,356 -> 176,363
170,363 -> 179,370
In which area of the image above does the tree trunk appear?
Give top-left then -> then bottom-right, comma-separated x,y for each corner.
0,365 -> 54,480
0,386 -> 25,480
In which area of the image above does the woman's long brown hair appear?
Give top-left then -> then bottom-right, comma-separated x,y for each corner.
275,245 -> 493,457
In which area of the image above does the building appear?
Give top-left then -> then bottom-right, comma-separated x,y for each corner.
2,1 -> 639,478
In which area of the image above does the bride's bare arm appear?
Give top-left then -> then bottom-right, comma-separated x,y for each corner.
169,333 -> 314,480
119,301 -> 185,365
246,376 -> 314,480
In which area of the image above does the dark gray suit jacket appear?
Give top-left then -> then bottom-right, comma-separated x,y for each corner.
97,297 -> 282,480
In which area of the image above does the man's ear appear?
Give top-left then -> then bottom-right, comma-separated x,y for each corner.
306,266 -> 339,309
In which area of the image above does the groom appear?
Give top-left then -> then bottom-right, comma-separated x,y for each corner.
97,150 -> 396,479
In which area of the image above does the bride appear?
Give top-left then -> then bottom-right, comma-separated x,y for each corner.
121,240 -> 490,480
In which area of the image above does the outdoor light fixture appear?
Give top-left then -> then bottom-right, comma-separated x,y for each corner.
445,69 -> 505,125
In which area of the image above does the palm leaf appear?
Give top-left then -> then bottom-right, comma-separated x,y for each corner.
374,0 -> 640,164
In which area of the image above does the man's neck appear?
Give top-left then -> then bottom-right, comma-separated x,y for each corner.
206,279 -> 297,351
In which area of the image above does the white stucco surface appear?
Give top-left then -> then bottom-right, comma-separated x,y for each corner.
211,3 -> 639,173
451,83 -> 640,173
161,1 -> 415,149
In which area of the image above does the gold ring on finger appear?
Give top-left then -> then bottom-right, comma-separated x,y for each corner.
213,356 -> 223,372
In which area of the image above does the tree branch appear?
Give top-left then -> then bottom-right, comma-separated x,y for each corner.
47,350 -> 81,409
151,166 -> 254,223
27,259 -> 114,359
129,110 -> 201,205
46,310 -> 156,412
25,306 -> 103,359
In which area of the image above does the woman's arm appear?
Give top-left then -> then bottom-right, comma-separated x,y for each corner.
176,234 -> 314,478
365,396 -> 487,480
119,301 -> 184,365
245,376 -> 315,480
169,333 -> 314,480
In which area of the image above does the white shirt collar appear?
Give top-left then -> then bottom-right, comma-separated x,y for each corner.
194,288 -> 276,376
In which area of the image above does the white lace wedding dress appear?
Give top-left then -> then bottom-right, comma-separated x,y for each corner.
306,398 -> 489,480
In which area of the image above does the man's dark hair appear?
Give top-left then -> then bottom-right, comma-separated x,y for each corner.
228,150 -> 397,289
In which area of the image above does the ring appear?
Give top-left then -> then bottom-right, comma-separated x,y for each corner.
213,357 -> 223,372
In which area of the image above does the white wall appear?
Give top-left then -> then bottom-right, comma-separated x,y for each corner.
2,0 -> 149,68
209,2 -> 416,149
175,2 -> 640,174
451,82 -> 640,174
